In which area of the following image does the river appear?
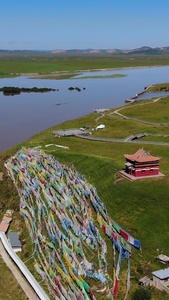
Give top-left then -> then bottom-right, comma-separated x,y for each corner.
0,66 -> 169,152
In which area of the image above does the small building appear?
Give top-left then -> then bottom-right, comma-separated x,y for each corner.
139,276 -> 151,287
8,232 -> 22,252
152,268 -> 169,294
124,149 -> 161,177
0,216 -> 12,233
157,254 -> 169,265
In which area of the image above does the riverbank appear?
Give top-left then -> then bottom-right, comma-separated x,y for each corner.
1,61 -> 169,79
78,64 -> 169,73
22,64 -> 169,79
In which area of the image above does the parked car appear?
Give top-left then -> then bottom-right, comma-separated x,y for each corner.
80,125 -> 89,131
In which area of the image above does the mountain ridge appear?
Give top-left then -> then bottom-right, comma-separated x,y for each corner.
1,46 -> 169,55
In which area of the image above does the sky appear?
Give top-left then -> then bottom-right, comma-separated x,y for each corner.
0,0 -> 169,50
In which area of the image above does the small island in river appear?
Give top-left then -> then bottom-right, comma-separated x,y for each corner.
77,73 -> 127,79
0,86 -> 56,96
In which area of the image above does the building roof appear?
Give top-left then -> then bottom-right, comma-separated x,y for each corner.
2,216 -> 12,223
0,223 -> 10,232
157,254 -> 169,263
8,232 -> 22,248
124,149 -> 161,163
0,215 -> 12,232
139,276 -> 150,284
152,267 -> 169,279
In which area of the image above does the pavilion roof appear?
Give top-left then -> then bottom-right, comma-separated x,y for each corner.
124,149 -> 161,163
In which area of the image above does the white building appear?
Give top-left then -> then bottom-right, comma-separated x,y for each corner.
8,232 -> 22,252
152,268 -> 169,294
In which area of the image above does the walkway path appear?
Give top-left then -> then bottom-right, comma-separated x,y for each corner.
95,114 -> 105,123
0,240 -> 38,300
125,84 -> 153,103
76,134 -> 169,146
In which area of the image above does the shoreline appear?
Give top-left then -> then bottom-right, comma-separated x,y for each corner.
1,64 -> 169,79
1,66 -> 169,153
77,64 -> 169,73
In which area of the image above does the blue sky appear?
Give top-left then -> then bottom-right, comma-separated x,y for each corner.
0,0 -> 169,50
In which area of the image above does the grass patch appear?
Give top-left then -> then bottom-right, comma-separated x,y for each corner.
141,135 -> 169,142
0,54 -> 169,78
76,74 -> 127,79
116,97 -> 169,123
32,73 -> 80,79
0,257 -> 28,300
148,82 -> 169,92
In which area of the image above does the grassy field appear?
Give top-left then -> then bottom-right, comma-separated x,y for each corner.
1,96 -> 169,299
120,97 -> 169,123
141,135 -> 169,142
0,257 -> 28,300
148,82 -> 169,92
91,114 -> 169,138
0,54 -> 169,77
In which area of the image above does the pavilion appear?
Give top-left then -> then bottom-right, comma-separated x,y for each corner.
119,149 -> 165,181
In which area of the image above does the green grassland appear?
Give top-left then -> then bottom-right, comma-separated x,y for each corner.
141,135 -> 169,142
119,97 -> 169,123
91,114 -> 169,138
1,97 -> 169,299
148,82 -> 169,92
0,258 -> 28,300
0,54 -> 169,77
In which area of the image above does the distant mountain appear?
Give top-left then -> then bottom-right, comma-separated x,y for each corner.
44,46 -> 169,55
1,46 -> 169,56
50,46 -> 169,55
121,46 -> 169,55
